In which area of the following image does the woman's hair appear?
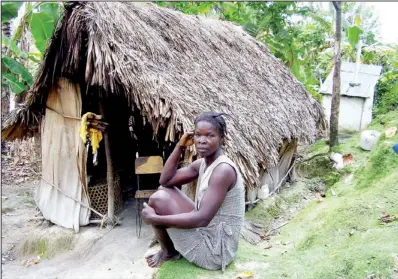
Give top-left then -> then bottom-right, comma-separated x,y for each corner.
194,112 -> 229,138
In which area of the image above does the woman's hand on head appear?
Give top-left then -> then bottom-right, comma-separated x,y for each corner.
142,202 -> 157,225
178,131 -> 194,147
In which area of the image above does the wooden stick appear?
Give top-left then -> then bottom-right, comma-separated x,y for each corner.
99,101 -> 115,225
89,219 -> 103,224
269,161 -> 296,196
265,221 -> 289,237
300,152 -> 329,163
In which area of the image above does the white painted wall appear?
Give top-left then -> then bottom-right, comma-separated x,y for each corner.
322,95 -> 367,132
361,94 -> 374,130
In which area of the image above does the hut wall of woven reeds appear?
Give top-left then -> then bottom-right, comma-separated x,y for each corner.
1,2 -> 327,231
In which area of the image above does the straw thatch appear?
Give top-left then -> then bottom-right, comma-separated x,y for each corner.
2,2 -> 326,188
1,92 -> 40,141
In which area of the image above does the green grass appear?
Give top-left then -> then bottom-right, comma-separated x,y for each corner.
17,230 -> 75,259
157,240 -> 266,279
245,181 -> 312,229
158,109 -> 398,279
264,170 -> 398,279
355,136 -> 398,189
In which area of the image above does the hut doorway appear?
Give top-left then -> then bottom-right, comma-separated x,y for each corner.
81,92 -> 176,221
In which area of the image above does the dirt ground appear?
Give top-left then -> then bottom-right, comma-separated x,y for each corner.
1,180 -> 158,279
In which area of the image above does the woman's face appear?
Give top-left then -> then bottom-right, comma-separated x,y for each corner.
194,121 -> 222,157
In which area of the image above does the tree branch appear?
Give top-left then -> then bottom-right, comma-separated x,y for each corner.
300,152 -> 329,163
332,1 -> 341,11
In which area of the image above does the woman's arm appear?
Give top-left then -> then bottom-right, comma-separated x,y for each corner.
159,132 -> 202,187
145,163 -> 237,228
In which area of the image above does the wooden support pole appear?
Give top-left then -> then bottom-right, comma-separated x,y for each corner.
99,101 -> 115,225
330,1 -> 342,148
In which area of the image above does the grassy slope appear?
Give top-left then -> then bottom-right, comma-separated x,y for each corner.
158,110 -> 398,279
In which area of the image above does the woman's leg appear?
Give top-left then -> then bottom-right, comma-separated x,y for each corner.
145,186 -> 195,267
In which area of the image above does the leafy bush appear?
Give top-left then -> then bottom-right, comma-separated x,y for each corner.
373,71 -> 398,116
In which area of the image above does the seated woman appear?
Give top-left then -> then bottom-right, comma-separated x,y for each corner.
141,112 -> 245,271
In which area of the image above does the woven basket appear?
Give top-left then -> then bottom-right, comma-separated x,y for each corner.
88,175 -> 123,220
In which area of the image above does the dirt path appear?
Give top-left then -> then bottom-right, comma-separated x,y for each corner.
2,180 -> 158,279
2,182 -> 40,257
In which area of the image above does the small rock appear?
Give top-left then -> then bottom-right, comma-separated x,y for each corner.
365,274 -> 376,279
360,130 -> 381,151
330,153 -> 344,169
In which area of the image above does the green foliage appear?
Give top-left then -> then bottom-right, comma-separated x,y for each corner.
2,56 -> 33,85
1,32 -> 28,59
347,25 -> 363,47
374,71 -> 398,116
39,2 -> 62,22
30,12 -> 56,53
1,2 -> 63,95
1,2 -> 23,22
156,2 -> 218,16
2,72 -> 27,94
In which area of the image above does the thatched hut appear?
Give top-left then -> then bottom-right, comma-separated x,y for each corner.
2,2 -> 326,232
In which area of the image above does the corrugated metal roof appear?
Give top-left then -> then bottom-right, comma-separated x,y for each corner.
320,62 -> 383,98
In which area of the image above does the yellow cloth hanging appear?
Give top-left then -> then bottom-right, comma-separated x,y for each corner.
79,112 -> 103,154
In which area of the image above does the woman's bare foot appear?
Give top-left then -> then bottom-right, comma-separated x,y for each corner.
145,250 -> 181,268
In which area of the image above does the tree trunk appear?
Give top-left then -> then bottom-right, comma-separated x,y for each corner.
1,21 -> 11,119
99,102 -> 115,225
329,1 -> 342,148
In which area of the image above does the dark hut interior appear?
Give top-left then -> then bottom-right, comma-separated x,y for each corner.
81,88 -> 181,209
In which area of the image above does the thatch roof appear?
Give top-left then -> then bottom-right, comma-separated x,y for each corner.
2,2 -> 326,188
1,92 -> 40,141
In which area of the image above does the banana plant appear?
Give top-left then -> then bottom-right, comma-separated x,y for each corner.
1,1 -> 63,95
